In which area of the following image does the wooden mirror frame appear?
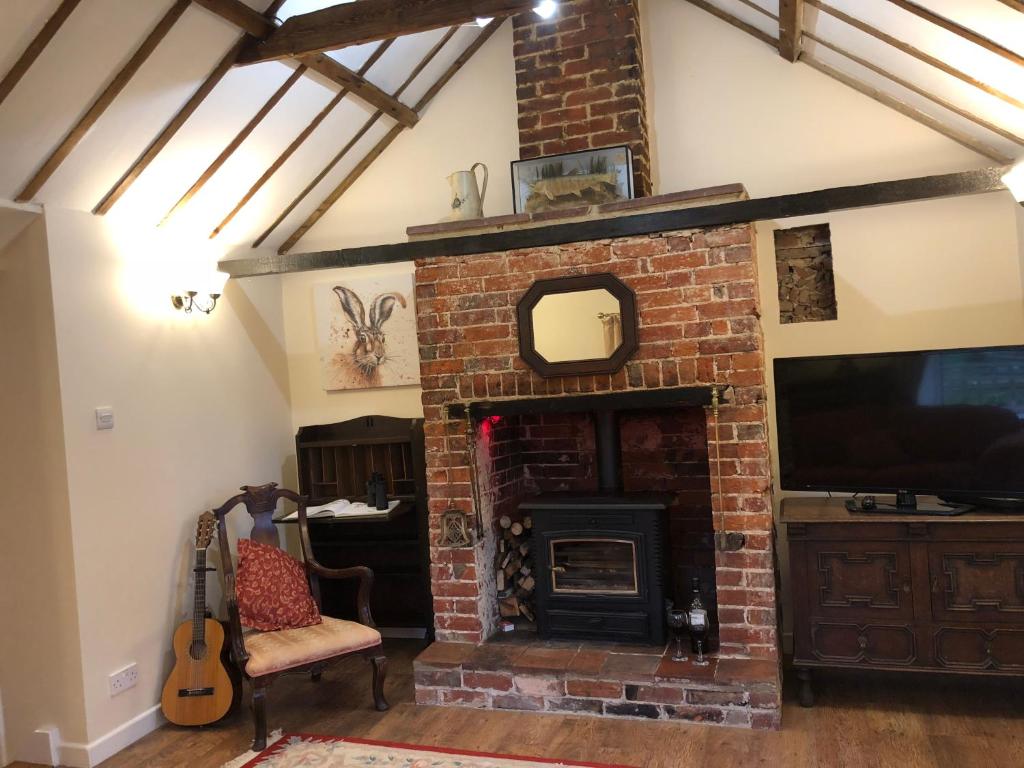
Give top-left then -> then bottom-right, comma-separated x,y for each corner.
516,273 -> 638,378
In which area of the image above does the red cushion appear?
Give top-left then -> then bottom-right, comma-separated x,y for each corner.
236,539 -> 321,631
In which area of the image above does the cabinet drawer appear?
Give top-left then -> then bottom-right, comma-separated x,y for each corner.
805,541 -> 915,621
545,609 -> 650,641
928,543 -> 1024,624
933,626 -> 1024,672
809,621 -> 918,666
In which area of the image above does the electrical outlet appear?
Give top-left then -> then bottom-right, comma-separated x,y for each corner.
108,663 -> 138,697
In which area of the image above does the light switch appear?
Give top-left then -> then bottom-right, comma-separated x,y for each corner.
95,407 -> 114,431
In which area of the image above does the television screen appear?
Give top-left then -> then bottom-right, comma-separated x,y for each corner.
774,346 -> 1024,498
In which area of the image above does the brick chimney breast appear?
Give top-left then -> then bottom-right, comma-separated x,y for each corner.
513,0 -> 653,197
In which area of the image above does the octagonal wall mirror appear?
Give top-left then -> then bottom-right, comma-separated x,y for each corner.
517,273 -> 638,377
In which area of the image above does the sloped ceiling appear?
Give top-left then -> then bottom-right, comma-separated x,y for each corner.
0,0 -> 1020,258
0,0 -> 494,255
691,0 -> 1023,164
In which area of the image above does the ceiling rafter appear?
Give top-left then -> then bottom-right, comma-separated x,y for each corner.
159,64 -> 308,227
801,56 -> 1012,164
995,0 -> 1023,11
732,0 -> 1024,147
237,0 -> 535,65
0,0 -> 84,109
805,0 -> 1024,111
196,0 -> 420,128
885,0 -> 1024,68
299,53 -> 419,127
272,22 -> 503,254
93,0 -> 290,216
209,39 -> 396,239
254,24 -> 468,250
779,0 -> 804,62
15,0 -> 192,203
682,0 -> 1014,165
191,0 -> 276,36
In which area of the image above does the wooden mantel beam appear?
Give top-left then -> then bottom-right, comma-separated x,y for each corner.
220,166 -> 1012,277
237,0 -> 536,64
778,0 -> 803,62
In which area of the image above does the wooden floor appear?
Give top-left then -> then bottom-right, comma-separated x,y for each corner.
10,640 -> 1024,768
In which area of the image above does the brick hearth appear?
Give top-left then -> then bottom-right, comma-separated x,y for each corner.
415,637 -> 779,727
413,193 -> 781,728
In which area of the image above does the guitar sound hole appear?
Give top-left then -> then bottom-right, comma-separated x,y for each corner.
189,641 -> 207,661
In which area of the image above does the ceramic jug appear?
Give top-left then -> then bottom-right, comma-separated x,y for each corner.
447,162 -> 488,220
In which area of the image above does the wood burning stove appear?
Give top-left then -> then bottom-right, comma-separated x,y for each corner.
524,494 -> 668,644
520,408 -> 668,644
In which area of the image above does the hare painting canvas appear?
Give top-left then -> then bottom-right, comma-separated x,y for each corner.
314,273 -> 419,391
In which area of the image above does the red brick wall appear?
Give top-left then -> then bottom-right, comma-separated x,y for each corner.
513,0 -> 652,196
415,223 -> 777,662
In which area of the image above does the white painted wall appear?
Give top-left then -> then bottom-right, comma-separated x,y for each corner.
2,0 -> 1023,761
3,207 -> 294,764
0,215 -> 89,765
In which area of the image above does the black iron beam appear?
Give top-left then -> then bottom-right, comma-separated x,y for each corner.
220,166 -> 1010,278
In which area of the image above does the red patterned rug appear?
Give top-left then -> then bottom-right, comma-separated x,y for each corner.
229,734 -> 636,768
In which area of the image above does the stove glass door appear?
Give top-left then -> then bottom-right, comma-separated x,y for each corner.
549,538 -> 638,594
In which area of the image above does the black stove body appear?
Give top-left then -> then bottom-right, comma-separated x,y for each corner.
523,493 -> 669,645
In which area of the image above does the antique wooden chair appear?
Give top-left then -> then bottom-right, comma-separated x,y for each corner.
212,483 -> 388,750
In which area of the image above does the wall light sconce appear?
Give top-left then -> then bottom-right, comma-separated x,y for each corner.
171,271 -> 229,315
1002,160 -> 1024,207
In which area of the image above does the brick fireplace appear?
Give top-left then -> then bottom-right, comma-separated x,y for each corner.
411,210 -> 782,728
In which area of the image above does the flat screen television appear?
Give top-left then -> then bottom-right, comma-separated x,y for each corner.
774,345 -> 1024,503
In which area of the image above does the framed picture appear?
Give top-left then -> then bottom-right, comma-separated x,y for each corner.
313,272 -> 419,391
511,145 -> 634,214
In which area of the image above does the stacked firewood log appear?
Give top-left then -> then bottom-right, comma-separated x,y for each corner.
495,515 -> 535,623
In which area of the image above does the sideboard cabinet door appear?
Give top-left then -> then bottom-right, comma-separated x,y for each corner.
804,541 -> 916,621
927,543 -> 1024,625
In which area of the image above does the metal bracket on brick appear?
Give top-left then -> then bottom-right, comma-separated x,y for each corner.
715,531 -> 746,552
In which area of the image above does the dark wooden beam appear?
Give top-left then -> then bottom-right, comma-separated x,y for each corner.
220,166 -> 1011,277
253,23 -> 467,250
237,0 -> 534,64
886,0 -> 1024,68
801,57 -> 1013,164
995,0 -> 1023,11
449,386 -> 718,421
209,39 -> 394,239
272,21 -> 501,253
94,39 -> 245,215
159,64 -> 307,226
0,0 -> 84,109
193,0 -> 418,126
804,32 -> 1024,148
191,0 -> 274,36
806,0 -> 1024,111
778,0 -> 804,62
16,0 -> 191,202
93,0 -> 290,216
694,0 -> 1020,155
299,53 -> 418,127
684,0 -> 778,48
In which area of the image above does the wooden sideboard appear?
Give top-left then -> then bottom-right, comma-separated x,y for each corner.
780,498 -> 1024,706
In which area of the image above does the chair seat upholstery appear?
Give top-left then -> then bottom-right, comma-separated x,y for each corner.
243,616 -> 381,677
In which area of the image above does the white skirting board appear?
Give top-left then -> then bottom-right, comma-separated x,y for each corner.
57,705 -> 165,768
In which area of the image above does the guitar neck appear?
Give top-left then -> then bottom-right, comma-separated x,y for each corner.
193,549 -> 208,644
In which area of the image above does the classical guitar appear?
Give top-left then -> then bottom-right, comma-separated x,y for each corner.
161,512 -> 234,726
